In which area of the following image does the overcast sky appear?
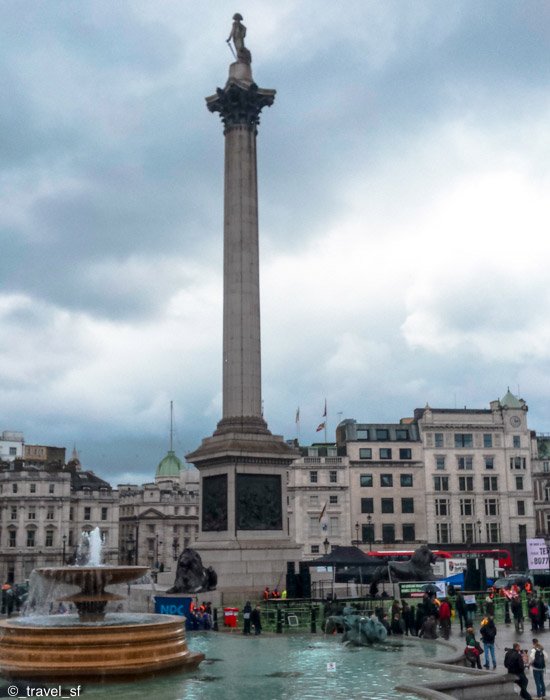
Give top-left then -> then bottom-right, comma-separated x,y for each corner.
2,1 -> 550,486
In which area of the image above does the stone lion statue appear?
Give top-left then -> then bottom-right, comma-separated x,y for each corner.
166,548 -> 217,594
369,545 -> 437,595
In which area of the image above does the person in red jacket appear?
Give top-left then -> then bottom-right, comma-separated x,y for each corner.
438,598 -> 452,640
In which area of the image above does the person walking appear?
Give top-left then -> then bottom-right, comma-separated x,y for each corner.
505,642 -> 532,700
465,626 -> 482,669
455,592 -> 467,633
438,598 -> 452,640
512,595 -> 525,634
480,615 -> 497,670
242,601 -> 252,635
250,604 -> 262,635
529,638 -> 548,700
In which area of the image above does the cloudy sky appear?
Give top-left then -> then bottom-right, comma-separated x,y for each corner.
2,1 -> 550,486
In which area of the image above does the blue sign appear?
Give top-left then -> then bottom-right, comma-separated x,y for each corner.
154,596 -> 193,629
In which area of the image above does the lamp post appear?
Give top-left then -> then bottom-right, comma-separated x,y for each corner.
126,533 -> 135,565
366,514 -> 373,551
62,534 -> 67,565
323,537 -> 330,555
172,536 -> 179,561
352,521 -> 361,547
155,534 -> 163,570
477,519 -> 482,544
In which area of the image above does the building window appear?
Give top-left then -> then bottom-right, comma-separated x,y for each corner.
518,524 -> 527,542
458,476 -> 474,492
26,530 -> 35,547
45,530 -> 54,547
101,507 -> 108,521
360,474 -> 373,487
544,461 -> 550,473
402,524 -> 415,542
484,498 -> 499,516
49,483 -> 55,494
30,483 -> 36,493
483,434 -> 493,448
516,476 -> 524,490
486,522 -> 501,543
455,433 -> 473,448
359,448 -> 372,460
400,474 -> 413,487
69,507 -> 74,521
380,448 -> 392,460
46,507 -> 54,520
510,456 -> 526,470
434,433 -> 444,448
435,455 -> 446,470
361,498 -> 373,514
10,506 -> 17,520
381,498 -> 394,514
28,507 -> 36,520
484,456 -> 494,470
396,429 -> 409,441
329,495 -> 338,505
457,456 -> 473,470
362,523 -> 374,543
329,517 -> 339,536
329,470 -> 337,484
309,471 -> 318,484
460,499 -> 474,516
8,530 -> 16,548
513,435 -> 521,449
461,522 -> 474,543
84,507 -> 91,521
12,483 -> 18,493
399,448 -> 412,460
356,428 -> 369,440
380,474 -> 393,487
309,495 -> 319,506
401,498 -> 414,514
434,476 -> 449,491
483,476 -> 498,491
517,500 -> 525,516
376,429 -> 389,440
311,545 -> 320,554
436,523 -> 451,543
382,524 -> 395,543
435,498 -> 449,516
308,517 -> 319,536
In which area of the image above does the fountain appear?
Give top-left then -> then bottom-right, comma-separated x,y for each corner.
0,528 -> 204,679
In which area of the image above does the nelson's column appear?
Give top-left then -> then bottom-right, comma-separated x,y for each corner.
187,15 -> 301,594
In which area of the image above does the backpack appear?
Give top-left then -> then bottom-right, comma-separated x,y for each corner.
533,649 -> 546,670
504,649 -> 517,672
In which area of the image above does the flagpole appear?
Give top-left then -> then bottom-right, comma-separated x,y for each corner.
324,398 -> 327,443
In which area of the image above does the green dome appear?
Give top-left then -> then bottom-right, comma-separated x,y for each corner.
155,450 -> 183,478
501,388 -> 523,409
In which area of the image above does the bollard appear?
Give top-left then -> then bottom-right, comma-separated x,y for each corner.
213,607 -> 219,631
310,606 -> 317,634
276,606 -> 283,633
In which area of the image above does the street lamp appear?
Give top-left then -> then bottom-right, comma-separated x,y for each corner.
155,534 -> 163,570
477,519 -> 482,544
172,536 -> 179,561
126,533 -> 135,565
62,534 -> 67,565
366,514 -> 373,551
323,537 -> 330,555
352,521 -> 361,546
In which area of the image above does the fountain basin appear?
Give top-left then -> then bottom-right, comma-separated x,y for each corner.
0,613 -> 204,679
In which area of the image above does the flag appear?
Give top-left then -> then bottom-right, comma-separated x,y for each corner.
323,399 -> 327,417
318,502 -> 327,522
319,501 -> 328,532
316,422 -> 325,432
295,407 -> 300,423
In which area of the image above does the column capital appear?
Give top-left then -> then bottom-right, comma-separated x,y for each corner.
206,80 -> 275,132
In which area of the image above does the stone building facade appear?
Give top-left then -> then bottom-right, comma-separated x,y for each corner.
287,443 -> 350,559
415,390 -> 536,547
0,448 -> 118,584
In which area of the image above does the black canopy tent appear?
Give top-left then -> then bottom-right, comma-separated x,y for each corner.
306,546 -> 380,584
